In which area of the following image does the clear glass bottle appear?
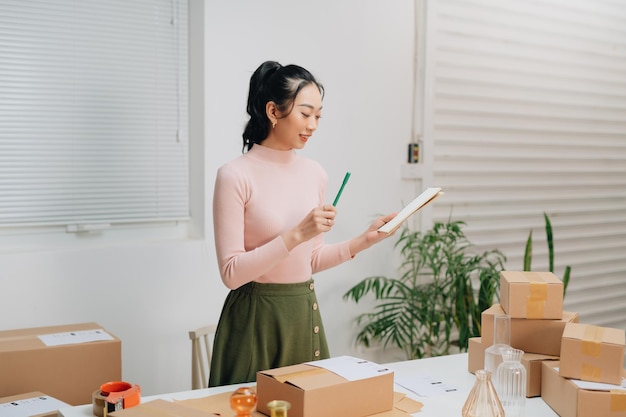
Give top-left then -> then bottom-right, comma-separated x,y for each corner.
496,348 -> 527,417
462,369 -> 504,417
484,313 -> 511,385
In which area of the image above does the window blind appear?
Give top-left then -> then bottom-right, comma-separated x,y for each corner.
421,0 -> 626,329
0,0 -> 189,230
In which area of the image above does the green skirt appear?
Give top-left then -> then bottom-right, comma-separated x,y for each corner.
208,278 -> 330,387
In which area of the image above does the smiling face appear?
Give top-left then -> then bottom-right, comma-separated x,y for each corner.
262,83 -> 323,151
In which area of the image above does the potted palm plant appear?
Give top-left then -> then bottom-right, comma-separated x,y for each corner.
343,220 -> 506,360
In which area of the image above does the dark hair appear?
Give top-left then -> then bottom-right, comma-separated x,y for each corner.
242,61 -> 324,152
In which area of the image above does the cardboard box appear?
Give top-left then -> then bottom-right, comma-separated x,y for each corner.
467,337 -> 484,373
559,322 -> 625,385
256,357 -> 394,417
0,323 -> 122,406
0,391 -> 70,417
521,352 -> 559,398
542,361 -> 626,417
500,271 -> 563,319
467,336 -> 557,397
481,303 -> 578,356
111,399 -> 220,417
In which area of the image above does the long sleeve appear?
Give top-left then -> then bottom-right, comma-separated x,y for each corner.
213,145 -> 352,289
213,162 -> 291,289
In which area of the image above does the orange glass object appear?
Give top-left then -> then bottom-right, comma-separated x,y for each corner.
229,387 -> 257,417
462,370 -> 504,417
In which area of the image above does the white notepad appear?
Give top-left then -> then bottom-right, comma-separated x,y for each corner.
378,187 -> 443,234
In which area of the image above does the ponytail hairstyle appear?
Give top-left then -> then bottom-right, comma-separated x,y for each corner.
242,61 -> 324,152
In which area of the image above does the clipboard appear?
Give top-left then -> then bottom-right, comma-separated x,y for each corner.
378,187 -> 444,234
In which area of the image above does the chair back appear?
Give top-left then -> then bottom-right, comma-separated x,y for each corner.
188,324 -> 217,390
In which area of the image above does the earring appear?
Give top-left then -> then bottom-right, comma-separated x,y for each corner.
272,121 -> 276,129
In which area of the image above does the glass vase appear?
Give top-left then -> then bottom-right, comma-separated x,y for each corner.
267,400 -> 291,417
496,347 -> 527,417
484,313 -> 511,385
229,387 -> 257,417
462,369 -> 504,417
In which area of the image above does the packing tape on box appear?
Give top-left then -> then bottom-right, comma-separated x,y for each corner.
582,325 -> 604,357
610,390 -> 626,412
526,282 -> 547,319
580,325 -> 604,381
581,363 -> 602,382
92,381 -> 141,417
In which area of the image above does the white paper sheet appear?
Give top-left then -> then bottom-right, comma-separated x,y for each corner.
395,374 -> 460,397
554,367 -> 626,391
37,329 -> 114,346
571,378 -> 626,391
0,395 -> 70,417
306,356 -> 393,381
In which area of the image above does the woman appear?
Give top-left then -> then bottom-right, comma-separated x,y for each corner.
209,60 -> 396,387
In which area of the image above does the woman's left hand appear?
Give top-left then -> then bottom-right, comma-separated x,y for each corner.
348,212 -> 397,257
367,212 -> 398,243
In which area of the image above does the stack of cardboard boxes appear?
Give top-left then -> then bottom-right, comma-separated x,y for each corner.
468,271 -> 626,417
542,321 -> 626,417
0,322 -> 122,416
468,271 -> 576,396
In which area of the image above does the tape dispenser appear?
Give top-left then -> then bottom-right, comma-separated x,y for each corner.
92,381 -> 141,417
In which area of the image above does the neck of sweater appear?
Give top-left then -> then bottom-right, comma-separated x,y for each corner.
247,144 -> 296,164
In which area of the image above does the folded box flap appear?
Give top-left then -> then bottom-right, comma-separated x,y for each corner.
111,399 -> 218,417
259,363 -> 313,377
284,369 -> 347,390
504,271 -> 562,284
524,352 -> 559,362
562,311 -> 579,323
260,364 -> 347,389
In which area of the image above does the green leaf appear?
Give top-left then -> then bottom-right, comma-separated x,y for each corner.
522,212 -> 572,300
523,230 -> 532,271
345,219 -> 506,359
544,212 -> 554,272
562,266 -> 571,297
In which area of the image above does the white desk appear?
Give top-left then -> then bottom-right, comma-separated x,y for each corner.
385,353 -> 557,416
58,353 -> 558,417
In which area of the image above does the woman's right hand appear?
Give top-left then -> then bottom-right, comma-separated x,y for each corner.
282,205 -> 336,251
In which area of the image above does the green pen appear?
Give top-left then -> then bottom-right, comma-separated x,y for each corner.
332,172 -> 351,206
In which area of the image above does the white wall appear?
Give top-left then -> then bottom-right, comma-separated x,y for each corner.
202,0 -> 419,365
0,0 -> 418,397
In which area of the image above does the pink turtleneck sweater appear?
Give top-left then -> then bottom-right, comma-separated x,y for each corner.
213,144 -> 353,290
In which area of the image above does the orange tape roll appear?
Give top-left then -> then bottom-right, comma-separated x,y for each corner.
92,381 -> 141,417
